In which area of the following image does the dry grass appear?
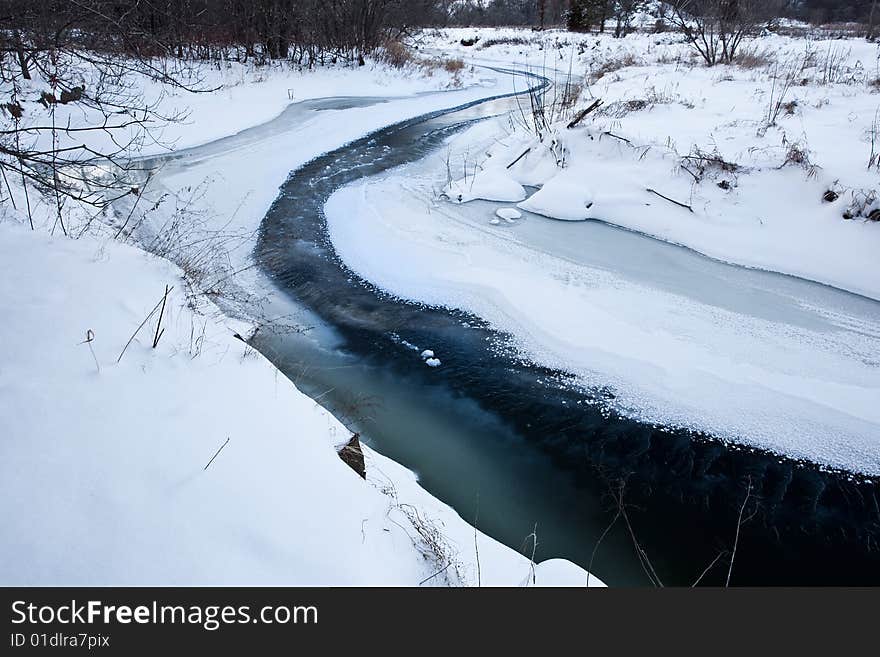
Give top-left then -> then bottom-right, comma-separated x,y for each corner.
843,189 -> 879,220
588,52 -> 639,83
477,36 -> 531,50
780,141 -> 820,179
375,40 -> 466,84
443,58 -> 465,73
733,46 -> 775,70
375,40 -> 416,69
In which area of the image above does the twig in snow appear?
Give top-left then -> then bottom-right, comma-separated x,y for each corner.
521,523 -> 539,586
506,147 -> 531,169
419,562 -> 452,586
116,285 -> 174,363
473,492 -> 481,587
79,329 -> 100,372
204,437 -> 230,471
0,163 -> 17,210
566,98 -> 603,129
602,131 -> 631,144
647,188 -> 694,213
152,284 -> 171,349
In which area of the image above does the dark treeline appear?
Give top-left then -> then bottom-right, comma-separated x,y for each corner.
790,0 -> 880,25
5,1 -> 880,72
451,1 -> 880,32
0,0 -> 449,69
447,0 -> 568,27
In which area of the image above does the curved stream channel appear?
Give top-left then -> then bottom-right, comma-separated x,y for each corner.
152,73 -> 880,585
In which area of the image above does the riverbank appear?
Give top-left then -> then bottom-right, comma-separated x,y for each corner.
324,28 -> 880,478
0,59 -> 599,586
426,27 -> 880,299
256,92 -> 880,585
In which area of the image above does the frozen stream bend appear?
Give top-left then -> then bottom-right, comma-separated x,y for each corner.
328,129 -> 880,478
255,71 -> 880,582
139,66 -> 879,583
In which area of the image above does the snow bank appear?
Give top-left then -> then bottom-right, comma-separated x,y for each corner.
325,116 -> 880,476
6,56 -> 481,162
426,27 -> 880,300
444,167 -> 526,203
518,175 -> 595,221
326,32 -> 880,478
0,220 -> 600,586
0,54 -> 603,586
496,208 -> 522,221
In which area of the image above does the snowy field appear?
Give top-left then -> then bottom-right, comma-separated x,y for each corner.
0,57 -> 599,586
326,27 -> 880,476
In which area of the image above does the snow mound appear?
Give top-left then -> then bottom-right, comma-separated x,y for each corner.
518,175 -> 595,221
0,221 -> 600,585
444,168 -> 526,204
496,207 -> 522,221
530,559 -> 605,587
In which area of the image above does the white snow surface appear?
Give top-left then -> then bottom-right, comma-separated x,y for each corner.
496,208 -> 522,220
9,55 -> 479,159
517,174 -> 595,221
444,167 -> 526,203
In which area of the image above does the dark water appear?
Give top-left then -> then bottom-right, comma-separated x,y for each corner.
252,80 -> 880,585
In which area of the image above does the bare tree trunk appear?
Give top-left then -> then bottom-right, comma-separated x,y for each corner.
13,31 -> 31,79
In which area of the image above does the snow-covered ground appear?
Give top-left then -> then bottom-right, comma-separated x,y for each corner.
10,53 -> 475,159
128,61 -> 526,278
426,26 -> 880,298
325,28 -> 880,476
0,58 -> 600,586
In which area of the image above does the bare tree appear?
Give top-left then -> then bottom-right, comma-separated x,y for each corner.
669,0 -> 780,66
613,0 -> 646,38
1,0 -> 448,231
0,1 -> 208,231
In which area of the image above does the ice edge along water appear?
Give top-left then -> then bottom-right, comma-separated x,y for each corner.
324,68 -> 880,477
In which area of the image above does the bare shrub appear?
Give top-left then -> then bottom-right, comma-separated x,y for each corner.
782,141 -> 809,167
843,189 -> 879,220
375,40 -> 415,69
375,476 -> 464,586
560,80 -> 584,110
764,52 -> 810,127
868,108 -> 880,172
601,98 -> 651,118
779,140 -> 820,179
443,58 -> 465,73
477,36 -> 531,49
376,40 -> 465,84
588,52 -> 639,83
111,176 -> 259,315
670,0 -> 783,66
680,146 -> 742,183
